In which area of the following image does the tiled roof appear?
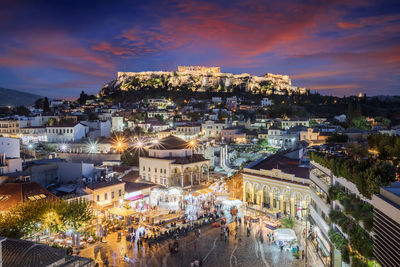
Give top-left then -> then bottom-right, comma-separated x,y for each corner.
248,153 -> 309,179
0,182 -> 58,211
1,237 -> 66,267
149,135 -> 188,150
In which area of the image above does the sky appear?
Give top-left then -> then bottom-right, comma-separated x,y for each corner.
0,0 -> 400,98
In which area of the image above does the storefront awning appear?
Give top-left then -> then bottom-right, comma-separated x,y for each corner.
205,188 -> 214,193
127,194 -> 143,201
109,207 -> 137,217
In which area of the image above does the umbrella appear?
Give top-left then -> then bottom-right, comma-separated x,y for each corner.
76,233 -> 80,249
71,233 -> 75,247
99,224 -> 104,238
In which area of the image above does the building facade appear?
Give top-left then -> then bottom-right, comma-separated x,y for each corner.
139,135 -> 209,188
372,182 -> 400,267
242,152 -> 310,219
46,123 -> 87,143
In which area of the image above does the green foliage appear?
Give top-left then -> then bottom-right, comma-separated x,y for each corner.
310,152 -> 396,198
281,217 -> 295,229
0,199 -> 92,239
43,97 -> 50,112
351,117 -> 370,130
15,106 -> 30,116
328,229 -> 348,261
188,112 -> 201,122
329,210 -> 374,261
326,133 -> 349,143
367,134 -> 400,161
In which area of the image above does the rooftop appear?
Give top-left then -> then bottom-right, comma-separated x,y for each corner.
149,135 -> 188,150
0,182 -> 58,211
86,180 -> 125,190
247,152 -> 309,179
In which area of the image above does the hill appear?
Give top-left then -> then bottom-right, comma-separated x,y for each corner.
100,68 -> 308,97
0,88 -> 42,107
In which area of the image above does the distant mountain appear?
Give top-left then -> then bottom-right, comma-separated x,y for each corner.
0,88 -> 42,107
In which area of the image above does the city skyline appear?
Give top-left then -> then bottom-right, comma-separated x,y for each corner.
1,0 -> 400,97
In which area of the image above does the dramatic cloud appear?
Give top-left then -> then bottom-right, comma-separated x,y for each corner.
0,0 -> 399,96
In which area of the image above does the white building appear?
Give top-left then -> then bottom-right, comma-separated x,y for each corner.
148,99 -> 172,109
82,120 -> 111,139
139,135 -> 209,188
172,124 -> 201,140
0,137 -> 22,174
281,119 -> 310,130
147,110 -> 169,120
19,126 -> 47,144
267,127 -> 298,148
46,123 -> 88,143
111,116 -> 124,132
201,120 -> 229,139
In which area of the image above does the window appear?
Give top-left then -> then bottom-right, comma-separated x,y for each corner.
97,195 -> 100,201
148,167 -> 150,171
169,152 -> 172,157
143,166 -> 145,171
104,193 -> 108,200
112,191 -> 115,199
119,189 -> 122,197
155,168 -> 157,173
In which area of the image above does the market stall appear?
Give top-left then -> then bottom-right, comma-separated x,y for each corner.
274,228 -> 298,249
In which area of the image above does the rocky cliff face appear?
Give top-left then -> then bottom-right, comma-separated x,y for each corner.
99,71 -> 307,96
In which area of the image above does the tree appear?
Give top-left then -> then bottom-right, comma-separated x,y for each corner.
281,217 -> 295,229
78,90 -> 88,105
15,106 -> 30,116
43,97 -> 50,112
34,98 -> 44,109
327,133 -> 349,143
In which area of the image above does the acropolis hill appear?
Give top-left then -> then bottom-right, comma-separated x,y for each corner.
99,66 -> 308,96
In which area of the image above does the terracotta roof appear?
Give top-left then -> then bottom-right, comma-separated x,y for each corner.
1,237 -> 66,267
0,237 -> 93,267
149,135 -> 188,150
0,182 -> 58,212
121,170 -> 139,182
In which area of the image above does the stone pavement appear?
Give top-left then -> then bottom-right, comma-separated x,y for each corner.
79,219 -> 304,267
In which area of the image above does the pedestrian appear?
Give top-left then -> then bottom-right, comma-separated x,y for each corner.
239,217 -> 242,226
280,245 -> 283,252
302,250 -> 305,259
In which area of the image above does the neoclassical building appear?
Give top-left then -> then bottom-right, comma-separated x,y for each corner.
242,150 -> 310,218
139,135 -> 209,188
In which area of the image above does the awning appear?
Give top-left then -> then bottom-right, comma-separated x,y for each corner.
109,207 -> 136,217
205,188 -> 214,193
198,189 -> 209,195
192,192 -> 201,197
127,194 -> 143,201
